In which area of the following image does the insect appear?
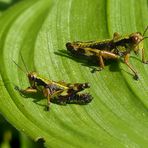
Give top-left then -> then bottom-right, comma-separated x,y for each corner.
13,54 -> 92,111
66,26 -> 148,80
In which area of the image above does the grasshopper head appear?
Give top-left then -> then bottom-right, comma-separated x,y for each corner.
130,32 -> 143,44
129,25 -> 148,54
28,72 -> 37,86
129,32 -> 144,54
66,42 -> 73,50
66,42 -> 84,55
66,42 -> 78,53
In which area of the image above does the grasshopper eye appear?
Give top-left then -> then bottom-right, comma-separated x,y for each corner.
131,35 -> 140,44
28,74 -> 36,81
66,42 -> 73,50
31,76 -> 34,80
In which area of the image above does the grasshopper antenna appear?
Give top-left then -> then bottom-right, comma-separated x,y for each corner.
143,26 -> 148,36
142,36 -> 148,41
20,52 -> 29,74
137,26 -> 148,45
12,60 -> 27,74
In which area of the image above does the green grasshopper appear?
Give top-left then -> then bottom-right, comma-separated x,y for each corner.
66,26 -> 148,80
14,54 -> 92,111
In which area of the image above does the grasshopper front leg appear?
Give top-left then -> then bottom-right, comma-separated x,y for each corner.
124,53 -> 139,80
142,48 -> 148,64
15,86 -> 38,95
22,87 -> 38,93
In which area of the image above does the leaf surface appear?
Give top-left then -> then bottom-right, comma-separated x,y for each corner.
0,0 -> 148,147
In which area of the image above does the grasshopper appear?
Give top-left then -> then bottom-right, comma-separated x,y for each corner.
14,54 -> 92,111
66,26 -> 148,80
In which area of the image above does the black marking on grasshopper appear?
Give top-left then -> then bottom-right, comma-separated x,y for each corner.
13,56 -> 92,111
51,93 -> 92,105
66,26 -> 148,80
115,38 -> 131,47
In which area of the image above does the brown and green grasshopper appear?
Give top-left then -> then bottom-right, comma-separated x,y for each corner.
14,55 -> 92,111
66,26 -> 148,80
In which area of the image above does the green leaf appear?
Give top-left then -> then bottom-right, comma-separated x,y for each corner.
0,0 -> 148,147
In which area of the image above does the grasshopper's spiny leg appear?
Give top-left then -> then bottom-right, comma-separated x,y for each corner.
98,53 -> 105,70
100,51 -> 119,59
98,50 -> 119,68
124,54 -> 139,80
91,50 -> 119,72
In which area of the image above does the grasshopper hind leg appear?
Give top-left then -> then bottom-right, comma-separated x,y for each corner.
91,52 -> 105,73
91,51 -> 119,73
